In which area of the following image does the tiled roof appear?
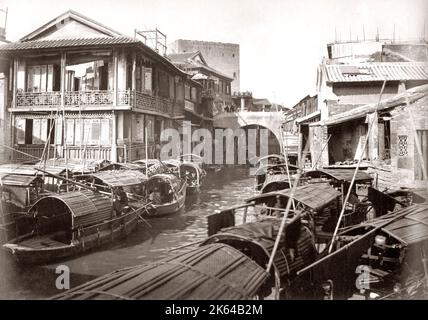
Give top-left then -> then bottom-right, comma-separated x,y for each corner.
167,51 -> 199,63
168,52 -> 233,81
252,98 -> 271,105
0,36 -> 139,51
323,62 -> 428,82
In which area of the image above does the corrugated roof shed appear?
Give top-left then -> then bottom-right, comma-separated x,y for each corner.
316,83 -> 428,126
323,62 -> 428,83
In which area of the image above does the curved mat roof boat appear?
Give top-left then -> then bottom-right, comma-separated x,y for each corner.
51,243 -> 269,300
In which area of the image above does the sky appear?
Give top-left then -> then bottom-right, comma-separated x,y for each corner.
0,0 -> 427,106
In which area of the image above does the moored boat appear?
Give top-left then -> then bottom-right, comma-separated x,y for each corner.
144,174 -> 187,216
51,243 -> 269,300
164,159 -> 206,194
2,190 -> 139,264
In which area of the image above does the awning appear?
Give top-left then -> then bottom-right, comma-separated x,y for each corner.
254,164 -> 298,176
296,110 -> 321,124
344,203 -> 428,246
0,174 -> 42,187
99,162 -> 143,171
92,170 -> 147,187
0,163 -> 67,176
29,190 -> 112,228
260,174 -> 293,192
315,84 -> 428,126
246,183 -> 341,211
302,168 -> 372,183
147,173 -> 183,192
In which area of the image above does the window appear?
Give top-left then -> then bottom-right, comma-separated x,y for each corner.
185,84 -> 191,100
398,135 -> 408,156
27,65 -> 54,92
144,67 -> 152,92
233,72 -> 236,78
66,51 -> 111,91
146,116 -> 155,142
15,118 -> 53,145
157,70 -> 169,97
232,53 -> 235,58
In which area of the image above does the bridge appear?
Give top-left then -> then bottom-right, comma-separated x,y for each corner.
213,111 -> 299,156
213,111 -> 284,142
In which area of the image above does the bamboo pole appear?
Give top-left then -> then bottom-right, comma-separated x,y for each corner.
0,144 -> 40,160
328,80 -> 387,254
266,141 -> 311,274
279,124 -> 295,210
297,205 -> 424,275
311,134 -> 332,170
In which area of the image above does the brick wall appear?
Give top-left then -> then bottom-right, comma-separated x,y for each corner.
389,96 -> 428,188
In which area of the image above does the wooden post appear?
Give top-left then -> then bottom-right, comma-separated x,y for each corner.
111,111 -> 117,162
12,57 -> 17,109
60,51 -> 69,192
367,112 -> 379,161
11,58 -> 18,161
328,81 -> 386,253
242,206 -> 248,224
111,49 -> 119,162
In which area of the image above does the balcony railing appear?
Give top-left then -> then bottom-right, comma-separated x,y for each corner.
65,90 -> 113,106
16,91 -> 61,108
131,90 -> 173,114
13,90 -> 175,115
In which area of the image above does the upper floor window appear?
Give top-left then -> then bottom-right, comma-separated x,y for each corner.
66,51 -> 112,91
233,72 -> 237,78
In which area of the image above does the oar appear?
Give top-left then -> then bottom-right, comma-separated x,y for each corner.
168,239 -> 204,252
129,202 -> 153,228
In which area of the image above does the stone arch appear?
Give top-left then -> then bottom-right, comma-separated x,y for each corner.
213,111 -> 284,147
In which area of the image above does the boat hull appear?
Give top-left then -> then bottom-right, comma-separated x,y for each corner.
3,211 -> 139,264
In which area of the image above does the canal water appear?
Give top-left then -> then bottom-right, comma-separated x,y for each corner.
0,167 -> 255,300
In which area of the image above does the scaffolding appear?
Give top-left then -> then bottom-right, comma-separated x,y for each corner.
0,7 -> 8,40
134,28 -> 167,56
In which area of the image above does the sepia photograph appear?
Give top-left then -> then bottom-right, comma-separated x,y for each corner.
0,0 -> 427,304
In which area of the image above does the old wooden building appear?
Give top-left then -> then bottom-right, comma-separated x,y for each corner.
311,84 -> 428,189
167,51 -> 233,120
0,10 -> 200,163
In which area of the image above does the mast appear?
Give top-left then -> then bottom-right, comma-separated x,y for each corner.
328,80 -> 387,253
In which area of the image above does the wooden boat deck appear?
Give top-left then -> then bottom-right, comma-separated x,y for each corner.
19,235 -> 68,249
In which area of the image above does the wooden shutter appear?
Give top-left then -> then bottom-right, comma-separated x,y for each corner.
15,118 -> 26,145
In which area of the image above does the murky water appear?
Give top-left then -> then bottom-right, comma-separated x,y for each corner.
0,167 -> 254,300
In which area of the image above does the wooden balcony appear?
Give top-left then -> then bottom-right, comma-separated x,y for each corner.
202,88 -> 215,99
13,90 -> 174,115
16,91 -> 62,108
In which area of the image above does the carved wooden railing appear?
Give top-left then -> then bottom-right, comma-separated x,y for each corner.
132,91 -> 173,114
65,145 -> 111,161
12,145 -> 57,162
14,90 -> 176,116
16,92 -> 61,108
65,90 -> 113,106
